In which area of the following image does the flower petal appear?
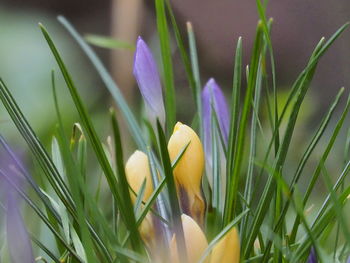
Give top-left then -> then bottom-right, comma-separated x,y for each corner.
170,214 -> 208,263
201,78 -> 230,160
210,227 -> 240,263
307,247 -> 317,263
133,36 -> 165,124
168,122 -> 205,225
6,190 -> 35,263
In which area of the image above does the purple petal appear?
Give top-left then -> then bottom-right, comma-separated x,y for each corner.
6,190 -> 35,263
307,247 -> 317,263
0,148 -> 35,263
133,36 -> 165,124
201,78 -> 230,159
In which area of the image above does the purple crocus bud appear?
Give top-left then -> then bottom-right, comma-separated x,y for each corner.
201,78 -> 230,161
307,247 -> 317,263
6,189 -> 35,263
0,149 -> 35,263
133,36 -> 165,125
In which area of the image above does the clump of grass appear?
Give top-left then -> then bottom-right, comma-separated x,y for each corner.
0,1 -> 350,262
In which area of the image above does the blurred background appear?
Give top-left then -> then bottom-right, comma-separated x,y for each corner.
0,0 -> 349,134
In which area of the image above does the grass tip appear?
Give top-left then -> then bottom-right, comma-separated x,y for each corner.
186,21 -> 193,31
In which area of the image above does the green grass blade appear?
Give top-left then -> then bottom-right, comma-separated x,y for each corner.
261,87 -> 345,258
243,23 -> 349,257
255,1 -> 279,154
224,22 -> 264,225
0,79 -> 74,210
226,37 -> 242,206
51,71 -> 112,262
111,110 -> 145,253
290,92 -> 350,242
165,0 -> 196,99
155,0 -> 176,133
85,34 -> 135,50
187,22 -> 203,138
156,120 -> 187,262
241,56 -> 263,238
57,16 -> 147,151
40,23 -> 145,253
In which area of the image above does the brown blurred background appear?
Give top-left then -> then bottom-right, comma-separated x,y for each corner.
0,0 -> 350,134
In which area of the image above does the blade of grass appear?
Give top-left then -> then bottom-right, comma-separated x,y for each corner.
40,23 -> 145,253
165,0 -> 196,94
57,16 -> 147,151
52,71 -> 115,262
241,55 -> 263,239
155,0 -> 176,133
226,36 -> 242,214
85,34 -> 135,50
0,79 -> 74,211
111,110 -> 145,254
255,1 -> 279,154
244,23 -> 349,257
261,87 -> 345,258
224,22 -> 264,225
290,92 -> 350,242
156,120 -> 187,263
186,22 -> 203,138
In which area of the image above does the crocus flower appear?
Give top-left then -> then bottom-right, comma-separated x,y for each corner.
133,36 -> 165,125
307,247 -> 317,263
210,227 -> 240,263
168,122 -> 205,226
201,78 -> 230,161
169,214 -> 208,263
6,189 -> 35,263
125,150 -> 156,245
125,150 -> 154,204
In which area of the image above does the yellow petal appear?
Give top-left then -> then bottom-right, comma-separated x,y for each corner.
168,122 -> 205,224
170,214 -> 209,263
210,227 -> 240,263
125,150 -> 153,204
139,213 -> 155,244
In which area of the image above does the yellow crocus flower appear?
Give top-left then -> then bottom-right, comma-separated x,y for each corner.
170,214 -> 209,263
210,227 -> 240,263
125,150 -> 153,204
125,150 -> 155,245
168,122 -> 205,225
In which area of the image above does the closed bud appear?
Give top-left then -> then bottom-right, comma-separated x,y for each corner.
210,227 -> 240,263
125,150 -> 153,204
125,150 -> 155,245
170,214 -> 208,263
168,122 -> 205,225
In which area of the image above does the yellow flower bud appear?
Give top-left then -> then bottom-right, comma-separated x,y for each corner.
170,214 -> 209,263
210,227 -> 240,263
138,213 -> 156,245
168,122 -> 205,225
125,151 -> 156,247
125,150 -> 154,204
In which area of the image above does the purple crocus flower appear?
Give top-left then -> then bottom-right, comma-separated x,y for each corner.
133,36 -> 165,125
0,150 -> 35,263
201,78 -> 230,161
307,247 -> 317,263
6,189 -> 35,263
